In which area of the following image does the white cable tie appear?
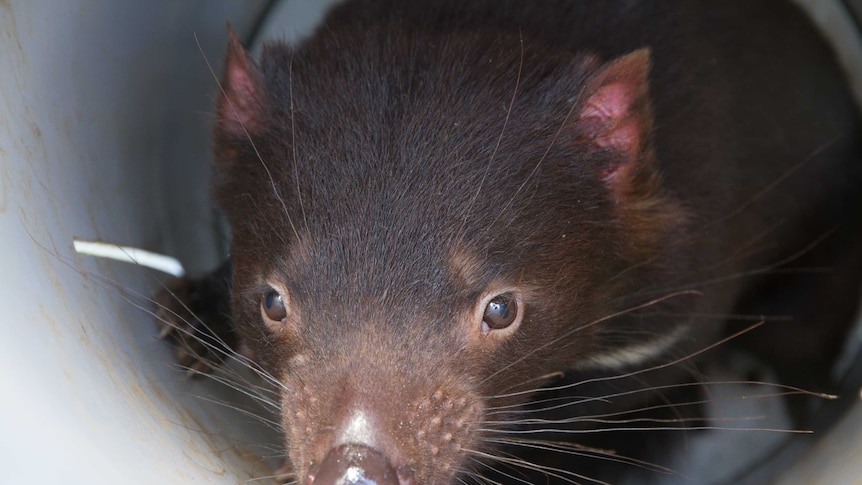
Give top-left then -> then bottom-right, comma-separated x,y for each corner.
73,239 -> 185,277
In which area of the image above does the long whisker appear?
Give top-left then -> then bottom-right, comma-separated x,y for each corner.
469,456 -> 535,485
486,380 -> 826,417
185,366 -> 282,410
463,461 -> 507,485
28,226 -> 291,406
605,136 -> 841,303
703,219 -> 785,272
246,475 -> 297,485
288,52 -> 309,233
634,310 -> 792,322
142,283 -> 289,392
490,82 -> 588,238
480,438 -> 681,477
480,423 -> 814,436
43,235 -> 291,402
480,289 -> 701,386
485,319 -> 764,401
702,135 -> 840,230
458,30 -> 525,242
469,447 -> 609,485
195,32 -> 298,242
628,227 -> 839,308
191,393 -> 284,432
246,473 -> 297,485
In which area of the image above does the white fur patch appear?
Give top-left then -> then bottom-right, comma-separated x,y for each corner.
337,408 -> 377,448
581,324 -> 690,371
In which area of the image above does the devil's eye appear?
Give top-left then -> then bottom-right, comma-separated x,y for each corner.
482,293 -> 518,330
261,287 -> 288,322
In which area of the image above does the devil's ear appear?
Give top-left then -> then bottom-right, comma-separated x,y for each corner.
216,24 -> 265,138
575,49 -> 653,190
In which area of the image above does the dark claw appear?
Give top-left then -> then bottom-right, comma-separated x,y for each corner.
151,260 -> 236,375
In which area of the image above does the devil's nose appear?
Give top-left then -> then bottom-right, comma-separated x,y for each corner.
309,444 -> 413,485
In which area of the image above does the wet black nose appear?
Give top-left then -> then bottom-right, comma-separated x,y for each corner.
309,444 -> 411,485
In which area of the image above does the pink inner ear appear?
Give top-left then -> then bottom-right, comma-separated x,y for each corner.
574,49 -> 652,196
580,82 -> 641,166
218,28 -> 264,137
224,61 -> 261,132
581,83 -> 633,124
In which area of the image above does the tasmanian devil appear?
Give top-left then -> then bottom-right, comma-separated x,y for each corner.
154,0 -> 862,483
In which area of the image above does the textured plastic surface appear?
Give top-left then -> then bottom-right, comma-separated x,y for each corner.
0,1 -> 276,483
